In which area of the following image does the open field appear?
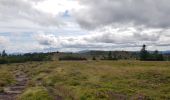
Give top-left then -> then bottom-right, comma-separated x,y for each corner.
0,61 -> 170,100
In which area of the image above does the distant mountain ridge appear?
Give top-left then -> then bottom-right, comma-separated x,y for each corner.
78,50 -> 170,54
161,51 -> 170,54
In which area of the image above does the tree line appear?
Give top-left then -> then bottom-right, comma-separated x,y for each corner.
91,45 -> 165,61
0,44 -> 167,64
0,50 -> 52,64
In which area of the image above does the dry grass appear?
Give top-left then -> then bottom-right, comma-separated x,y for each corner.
1,60 -> 170,99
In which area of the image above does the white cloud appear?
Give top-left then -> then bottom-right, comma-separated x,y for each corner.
33,27 -> 170,51
34,0 -> 80,15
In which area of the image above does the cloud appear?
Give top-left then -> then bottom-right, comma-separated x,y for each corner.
0,0 -> 62,33
1,0 -> 170,52
34,32 -> 88,48
34,28 -> 170,51
74,0 -> 170,29
30,0 -> 46,3
34,33 -> 58,46
34,0 -> 80,15
83,26 -> 162,44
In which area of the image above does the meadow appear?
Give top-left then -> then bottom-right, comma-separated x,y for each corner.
0,60 -> 170,100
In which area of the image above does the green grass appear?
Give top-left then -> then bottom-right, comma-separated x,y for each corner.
1,61 -> 170,99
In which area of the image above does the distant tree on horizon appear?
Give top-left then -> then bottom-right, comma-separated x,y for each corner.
140,44 -> 149,61
2,50 -> 7,57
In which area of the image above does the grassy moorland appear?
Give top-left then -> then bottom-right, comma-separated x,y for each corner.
0,65 -> 15,92
1,60 -> 170,100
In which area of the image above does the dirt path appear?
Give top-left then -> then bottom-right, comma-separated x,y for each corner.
0,71 -> 28,100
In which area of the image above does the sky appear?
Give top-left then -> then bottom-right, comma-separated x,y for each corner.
1,0 -> 170,53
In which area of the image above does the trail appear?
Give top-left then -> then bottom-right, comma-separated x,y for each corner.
0,63 -> 63,100
0,69 -> 28,100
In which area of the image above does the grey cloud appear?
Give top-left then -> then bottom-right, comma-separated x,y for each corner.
133,32 -> 160,41
74,0 -> 170,29
156,44 -> 170,47
84,33 -> 134,44
39,40 -> 54,46
84,33 -> 115,43
34,33 -> 57,46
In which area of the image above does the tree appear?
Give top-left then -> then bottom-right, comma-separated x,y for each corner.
2,50 -> 7,57
140,44 -> 149,61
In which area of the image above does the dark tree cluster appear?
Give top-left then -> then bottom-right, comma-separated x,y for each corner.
59,55 -> 87,61
0,50 -> 52,64
140,45 -> 164,61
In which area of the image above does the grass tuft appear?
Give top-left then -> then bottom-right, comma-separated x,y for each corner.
18,86 -> 53,100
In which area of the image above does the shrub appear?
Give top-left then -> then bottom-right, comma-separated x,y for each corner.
92,56 -> 96,60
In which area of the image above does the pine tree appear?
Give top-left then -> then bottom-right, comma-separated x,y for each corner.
140,44 -> 149,61
2,50 -> 7,57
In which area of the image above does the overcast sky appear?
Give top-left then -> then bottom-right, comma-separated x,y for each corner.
1,0 -> 170,53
